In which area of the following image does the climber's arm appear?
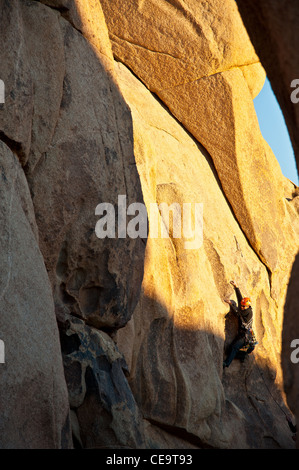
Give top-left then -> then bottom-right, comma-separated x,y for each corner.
224,299 -> 239,315
235,287 -> 243,307
230,281 -> 243,307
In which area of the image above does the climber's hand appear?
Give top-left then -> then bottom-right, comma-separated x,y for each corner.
224,299 -> 232,305
230,280 -> 237,288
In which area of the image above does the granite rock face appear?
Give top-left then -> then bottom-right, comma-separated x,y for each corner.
100,0 -> 298,309
234,0 -> 299,450
0,0 -> 145,448
235,0 -> 299,170
114,61 -> 297,449
0,0 -> 298,449
59,316 -> 146,449
0,140 -> 72,448
100,0 -> 265,96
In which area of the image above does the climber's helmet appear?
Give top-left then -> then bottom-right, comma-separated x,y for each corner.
241,297 -> 251,309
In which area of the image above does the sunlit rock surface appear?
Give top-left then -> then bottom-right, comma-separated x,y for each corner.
234,0 -> 299,450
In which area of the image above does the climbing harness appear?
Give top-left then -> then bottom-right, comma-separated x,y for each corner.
238,313 -> 258,348
245,327 -> 258,348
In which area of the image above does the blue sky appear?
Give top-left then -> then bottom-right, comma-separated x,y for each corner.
254,77 -> 299,186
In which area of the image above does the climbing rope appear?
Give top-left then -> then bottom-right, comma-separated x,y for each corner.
253,356 -> 287,417
243,353 -> 294,438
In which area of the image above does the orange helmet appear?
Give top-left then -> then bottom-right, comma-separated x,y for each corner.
241,297 -> 251,309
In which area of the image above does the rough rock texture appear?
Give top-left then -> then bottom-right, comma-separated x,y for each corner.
235,0 -> 299,170
234,0 -> 299,449
0,0 -> 145,448
0,0 -> 298,449
0,140 -> 71,448
101,0 -> 265,96
282,253 -> 299,449
0,0 -> 145,329
60,316 -> 146,449
100,0 -> 297,311
38,0 -> 114,63
114,61 -> 297,449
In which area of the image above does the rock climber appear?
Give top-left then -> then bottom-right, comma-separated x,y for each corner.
223,280 -> 257,369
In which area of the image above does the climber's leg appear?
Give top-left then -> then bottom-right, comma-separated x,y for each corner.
223,336 -> 246,368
